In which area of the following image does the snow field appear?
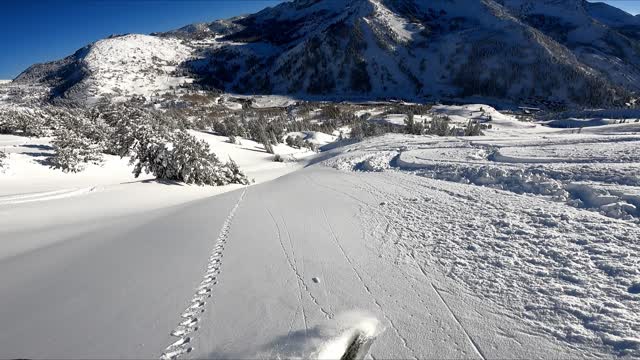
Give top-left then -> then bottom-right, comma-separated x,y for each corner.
0,131 -> 312,259
325,130 -> 640,356
2,101 -> 640,358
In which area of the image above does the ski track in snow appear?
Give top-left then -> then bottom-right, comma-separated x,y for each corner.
160,188 -> 247,360
267,205 -> 336,352
430,283 -> 486,360
268,208 -> 310,334
0,186 -> 98,205
326,133 -> 640,357
321,207 -> 419,360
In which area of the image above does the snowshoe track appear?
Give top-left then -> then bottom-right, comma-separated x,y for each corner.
160,188 -> 247,360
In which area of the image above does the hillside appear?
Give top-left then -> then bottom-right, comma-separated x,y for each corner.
10,0 -> 640,108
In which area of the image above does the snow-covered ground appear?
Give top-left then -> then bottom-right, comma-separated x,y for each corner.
1,105 -> 639,358
325,122 -> 640,357
0,131 -> 313,256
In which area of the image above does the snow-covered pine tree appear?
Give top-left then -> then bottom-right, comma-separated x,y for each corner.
0,151 -> 6,169
50,127 -> 103,173
427,115 -> 452,136
0,108 -> 48,137
286,135 -> 305,149
464,120 -> 482,136
351,121 -> 365,141
130,129 -> 248,186
223,158 -> 250,185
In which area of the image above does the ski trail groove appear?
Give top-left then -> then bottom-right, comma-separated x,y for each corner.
267,208 -> 309,335
431,283 -> 487,360
159,188 -> 247,360
322,208 -> 418,360
281,213 -> 334,320
268,209 -> 333,323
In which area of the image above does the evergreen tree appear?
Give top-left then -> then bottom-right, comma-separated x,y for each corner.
130,130 -> 248,186
0,151 -> 6,169
50,127 -> 103,173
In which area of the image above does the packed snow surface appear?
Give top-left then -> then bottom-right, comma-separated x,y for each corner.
1,104 -> 639,358
326,128 -> 640,356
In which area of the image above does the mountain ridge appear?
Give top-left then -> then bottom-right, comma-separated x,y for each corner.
11,0 -> 640,108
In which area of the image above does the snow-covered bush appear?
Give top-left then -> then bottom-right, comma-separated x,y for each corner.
222,158 -> 250,185
131,129 -> 249,186
464,120 -> 483,136
85,101 -> 249,185
50,127 -> 103,173
0,107 -> 48,137
351,124 -> 365,141
97,103 -> 157,157
426,115 -> 453,136
404,112 -> 425,135
0,151 -> 6,169
285,135 -> 305,148
303,140 -> 318,152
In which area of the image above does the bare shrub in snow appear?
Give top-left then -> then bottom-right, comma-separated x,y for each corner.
351,122 -> 366,141
303,140 -> 318,152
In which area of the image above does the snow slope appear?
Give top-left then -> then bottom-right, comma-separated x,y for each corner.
2,108 -> 640,358
0,167 -> 589,360
0,131 -> 309,250
326,130 -> 640,356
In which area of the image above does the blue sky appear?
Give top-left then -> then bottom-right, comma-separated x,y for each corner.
0,0 -> 638,79
601,1 -> 640,15
0,0 -> 284,79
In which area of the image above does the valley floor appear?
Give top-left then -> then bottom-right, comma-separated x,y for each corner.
0,112 -> 639,359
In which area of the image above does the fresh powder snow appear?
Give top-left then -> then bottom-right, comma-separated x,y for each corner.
1,103 -> 639,358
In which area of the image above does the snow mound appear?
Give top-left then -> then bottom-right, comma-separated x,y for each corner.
287,131 -> 337,147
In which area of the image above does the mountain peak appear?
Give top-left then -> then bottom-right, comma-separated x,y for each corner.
11,0 -> 640,108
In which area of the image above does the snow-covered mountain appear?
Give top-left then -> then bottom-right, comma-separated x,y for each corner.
586,1 -> 640,28
11,0 -> 640,107
13,35 -> 192,102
